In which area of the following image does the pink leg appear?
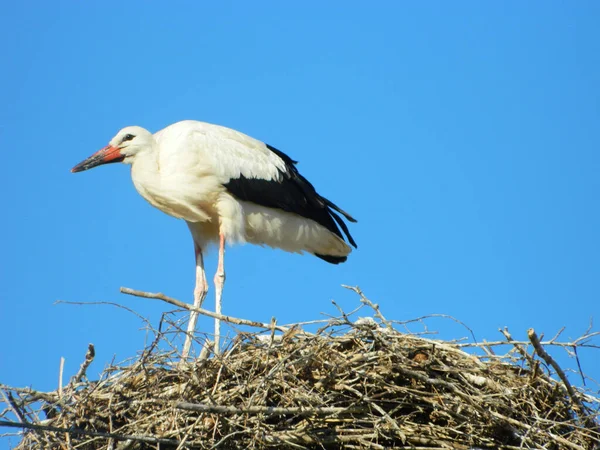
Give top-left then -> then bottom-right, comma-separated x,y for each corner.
213,233 -> 226,355
193,243 -> 208,308
181,242 -> 208,360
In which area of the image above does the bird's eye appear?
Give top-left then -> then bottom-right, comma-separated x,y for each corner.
122,134 -> 135,142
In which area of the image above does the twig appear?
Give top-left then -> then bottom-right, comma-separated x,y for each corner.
548,326 -> 566,344
0,420 -> 182,446
488,411 -> 587,450
330,300 -> 352,325
55,300 -> 150,325
573,345 -> 586,387
394,313 -> 479,343
393,365 -> 487,415
456,338 -> 600,349
174,402 -> 365,416
342,285 -> 392,328
198,340 -> 213,362
499,327 -> 537,370
120,287 -> 311,335
140,312 -> 168,366
0,385 -> 57,403
70,344 -> 95,385
269,317 -> 277,348
338,383 -> 403,436
528,328 -> 598,432
0,391 -> 26,424
58,357 -> 65,398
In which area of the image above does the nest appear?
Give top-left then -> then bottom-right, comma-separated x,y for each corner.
2,287 -> 599,449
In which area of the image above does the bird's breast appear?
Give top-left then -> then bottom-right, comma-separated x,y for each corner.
131,163 -> 222,223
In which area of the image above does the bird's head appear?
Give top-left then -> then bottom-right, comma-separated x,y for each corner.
71,126 -> 154,173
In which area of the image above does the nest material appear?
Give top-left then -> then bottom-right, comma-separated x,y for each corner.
4,297 -> 600,449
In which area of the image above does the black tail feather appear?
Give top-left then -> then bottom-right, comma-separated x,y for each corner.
329,210 -> 357,248
323,198 -> 357,223
314,253 -> 348,264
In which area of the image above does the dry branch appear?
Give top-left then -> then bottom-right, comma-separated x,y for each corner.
120,287 -> 311,337
0,420 -> 181,446
528,328 -> 599,434
173,402 -> 365,416
71,344 -> 95,385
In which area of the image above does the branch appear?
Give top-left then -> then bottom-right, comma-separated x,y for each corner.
342,285 -> 392,328
488,410 -> 587,450
0,420 -> 180,446
58,357 -> 65,398
70,344 -> 95,386
456,337 -> 600,350
499,327 -> 538,370
0,391 -> 26,424
120,287 -> 311,336
174,402 -> 365,416
0,385 -> 57,403
55,300 -> 151,325
528,328 -> 598,432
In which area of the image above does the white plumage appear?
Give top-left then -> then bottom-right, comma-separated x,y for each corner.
72,120 -> 357,355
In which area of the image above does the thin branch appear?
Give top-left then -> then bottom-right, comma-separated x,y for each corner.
488,410 -> 587,450
573,330 -> 600,345
58,357 -> 65,398
174,401 -> 365,416
573,345 -> 586,387
0,385 -> 57,403
0,420 -> 182,446
70,344 -> 95,386
55,300 -> 150,325
120,287 -> 311,335
0,391 -> 26,424
395,313 -> 479,343
548,326 -> 566,344
528,328 -> 599,432
499,327 -> 537,370
456,338 -> 600,349
342,285 -> 392,328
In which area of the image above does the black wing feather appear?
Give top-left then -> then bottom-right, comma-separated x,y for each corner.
223,144 -> 357,250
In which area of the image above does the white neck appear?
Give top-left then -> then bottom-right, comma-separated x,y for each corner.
130,142 -> 161,203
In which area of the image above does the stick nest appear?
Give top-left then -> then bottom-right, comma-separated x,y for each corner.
3,289 -> 600,449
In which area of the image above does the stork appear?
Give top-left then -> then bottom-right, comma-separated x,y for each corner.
71,120 -> 357,356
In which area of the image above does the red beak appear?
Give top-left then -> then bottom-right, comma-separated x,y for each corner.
71,145 -> 125,173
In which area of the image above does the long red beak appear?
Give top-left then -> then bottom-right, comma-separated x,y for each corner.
71,145 -> 125,173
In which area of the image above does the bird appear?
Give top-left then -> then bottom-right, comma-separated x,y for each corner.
71,120 -> 357,355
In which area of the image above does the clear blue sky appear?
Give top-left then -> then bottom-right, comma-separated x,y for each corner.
1,2 -> 599,444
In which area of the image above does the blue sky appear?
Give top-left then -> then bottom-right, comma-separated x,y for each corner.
1,1 -> 599,444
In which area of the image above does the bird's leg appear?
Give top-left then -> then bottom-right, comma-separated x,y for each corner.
213,233 -> 226,355
181,243 -> 208,361
193,244 -> 209,308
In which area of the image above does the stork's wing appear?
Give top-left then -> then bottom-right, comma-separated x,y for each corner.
226,143 -> 357,248
190,123 -> 357,248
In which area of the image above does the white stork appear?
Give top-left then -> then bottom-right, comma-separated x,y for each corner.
71,120 -> 357,355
